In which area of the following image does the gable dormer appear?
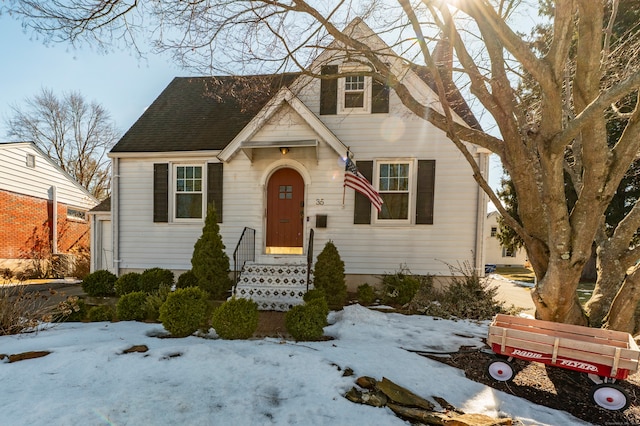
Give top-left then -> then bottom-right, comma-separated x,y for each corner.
319,64 -> 389,115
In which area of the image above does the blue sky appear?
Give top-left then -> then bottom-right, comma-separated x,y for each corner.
0,14 -> 188,138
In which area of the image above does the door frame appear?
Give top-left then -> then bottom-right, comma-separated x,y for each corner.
261,160 -> 311,255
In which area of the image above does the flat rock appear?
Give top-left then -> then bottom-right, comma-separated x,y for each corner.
8,351 -> 51,363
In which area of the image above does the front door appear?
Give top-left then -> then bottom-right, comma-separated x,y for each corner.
266,168 -> 304,254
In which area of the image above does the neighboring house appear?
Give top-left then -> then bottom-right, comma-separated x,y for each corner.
0,142 -> 99,277
484,211 -> 528,268
102,19 -> 490,308
87,197 -> 114,274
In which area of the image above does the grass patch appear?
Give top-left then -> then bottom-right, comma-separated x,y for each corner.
495,267 -> 535,283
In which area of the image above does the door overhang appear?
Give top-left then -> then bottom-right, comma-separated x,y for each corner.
240,139 -> 318,163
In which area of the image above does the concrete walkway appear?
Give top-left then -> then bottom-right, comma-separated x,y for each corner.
487,274 -> 536,316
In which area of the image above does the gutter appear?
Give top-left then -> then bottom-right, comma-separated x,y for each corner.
112,157 -> 120,276
474,152 -> 489,276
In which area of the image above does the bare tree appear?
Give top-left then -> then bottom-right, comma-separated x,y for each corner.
5,88 -> 118,200
7,0 -> 640,329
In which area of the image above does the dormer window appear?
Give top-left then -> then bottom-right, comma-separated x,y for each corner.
320,64 -> 389,115
26,154 -> 35,168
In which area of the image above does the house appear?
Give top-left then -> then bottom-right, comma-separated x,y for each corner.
484,211 -> 528,268
87,197 -> 113,273
0,141 -> 99,278
103,19 -> 490,309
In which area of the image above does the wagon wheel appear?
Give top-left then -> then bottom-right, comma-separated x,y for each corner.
590,383 -> 630,411
486,359 -> 515,382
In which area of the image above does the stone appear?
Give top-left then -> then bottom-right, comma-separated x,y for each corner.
8,351 -> 51,363
356,376 -> 378,389
344,387 -> 363,403
122,345 -> 149,354
444,413 -> 512,426
377,377 -> 435,411
361,390 -> 388,407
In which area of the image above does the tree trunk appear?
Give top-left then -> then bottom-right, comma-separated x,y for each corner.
531,261 -> 588,325
584,243 -> 627,327
604,267 -> 640,334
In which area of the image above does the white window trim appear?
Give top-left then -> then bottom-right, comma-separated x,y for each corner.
373,159 -> 416,226
171,163 -> 206,223
337,65 -> 372,114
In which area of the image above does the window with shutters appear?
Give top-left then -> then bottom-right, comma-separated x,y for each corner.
174,164 -> 204,220
375,160 -> 413,224
338,66 -> 371,114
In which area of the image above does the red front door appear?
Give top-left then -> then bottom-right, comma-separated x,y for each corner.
266,168 -> 304,252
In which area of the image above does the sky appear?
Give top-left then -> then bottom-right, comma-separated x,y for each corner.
0,303 -> 589,425
0,13 -> 187,139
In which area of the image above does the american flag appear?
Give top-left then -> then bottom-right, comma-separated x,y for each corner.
344,156 -> 384,212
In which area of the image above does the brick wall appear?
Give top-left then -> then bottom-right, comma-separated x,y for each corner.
0,190 -> 90,260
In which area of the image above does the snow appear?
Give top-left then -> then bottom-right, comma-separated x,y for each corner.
0,305 -> 589,425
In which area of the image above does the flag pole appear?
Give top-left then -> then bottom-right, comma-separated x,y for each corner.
342,147 -> 350,207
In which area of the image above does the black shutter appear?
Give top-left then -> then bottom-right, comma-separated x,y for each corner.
353,160 -> 373,224
371,79 -> 389,113
416,160 -> 436,224
207,163 -> 223,223
153,163 -> 169,223
320,65 -> 338,115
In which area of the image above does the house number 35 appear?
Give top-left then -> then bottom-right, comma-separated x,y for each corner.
315,199 -> 324,205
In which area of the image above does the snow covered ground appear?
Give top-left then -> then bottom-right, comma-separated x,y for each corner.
0,305 -> 589,425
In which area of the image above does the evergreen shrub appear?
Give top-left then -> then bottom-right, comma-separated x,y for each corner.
115,272 -> 141,296
176,270 -> 199,289
144,284 -> 171,322
87,305 -> 114,322
285,298 -> 329,341
81,270 -> 117,297
116,291 -> 148,321
313,241 -> 347,310
191,204 -> 233,299
382,265 -> 420,306
139,268 -> 174,294
211,298 -> 259,340
357,283 -> 377,306
159,287 -> 208,337
303,288 -> 326,303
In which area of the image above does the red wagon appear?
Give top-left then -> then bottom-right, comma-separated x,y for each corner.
486,314 -> 640,411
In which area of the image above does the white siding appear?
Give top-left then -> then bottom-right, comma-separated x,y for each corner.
0,142 -> 97,210
484,212 -> 528,267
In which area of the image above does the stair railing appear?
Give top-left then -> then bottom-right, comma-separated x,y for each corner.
306,228 -> 314,292
233,227 -> 256,288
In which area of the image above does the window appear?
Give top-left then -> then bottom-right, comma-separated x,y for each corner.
377,162 -> 411,221
491,227 -> 497,237
320,64 -> 389,115
67,208 -> 86,221
175,165 -> 203,219
26,154 -> 35,168
344,75 -> 365,108
338,66 -> 371,113
502,247 -> 516,258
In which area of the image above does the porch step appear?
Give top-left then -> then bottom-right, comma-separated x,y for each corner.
233,262 -> 313,311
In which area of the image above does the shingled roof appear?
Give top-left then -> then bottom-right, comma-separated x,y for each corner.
111,74 -> 300,153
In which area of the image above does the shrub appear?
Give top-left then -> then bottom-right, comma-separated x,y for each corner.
81,270 -> 117,297
176,270 -> 199,289
159,287 -> 209,337
115,272 -> 141,296
211,298 -> 259,339
382,265 -> 420,306
357,283 -> 377,306
191,204 -> 233,299
0,286 -> 50,335
116,291 -> 148,321
313,241 -> 347,310
56,296 -> 86,322
87,305 -> 114,322
144,284 -> 172,322
139,268 -> 174,294
303,288 -> 326,303
409,262 -> 505,320
285,298 -> 329,341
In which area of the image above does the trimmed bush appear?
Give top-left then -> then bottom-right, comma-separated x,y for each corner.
382,265 -> 420,306
303,288 -> 326,303
211,298 -> 259,340
357,283 -> 377,306
191,204 -> 233,299
115,272 -> 141,296
176,270 -> 199,289
313,241 -> 347,310
87,305 -> 114,322
285,298 -> 329,341
116,291 -> 148,321
144,284 -> 171,322
139,268 -> 174,294
81,270 -> 117,297
159,287 -> 209,337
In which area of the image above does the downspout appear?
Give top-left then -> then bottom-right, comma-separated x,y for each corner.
51,186 -> 58,254
112,157 -> 120,276
474,151 -> 489,276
